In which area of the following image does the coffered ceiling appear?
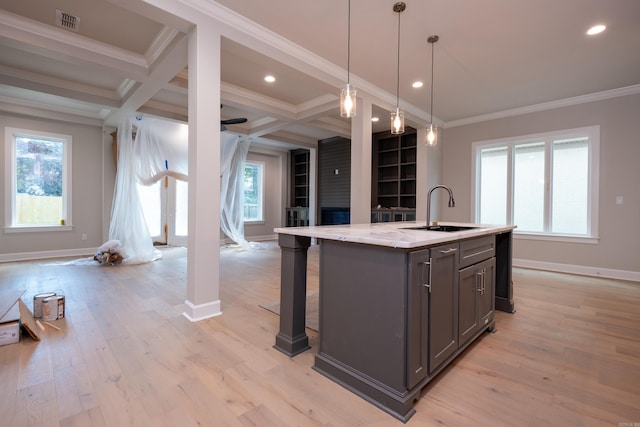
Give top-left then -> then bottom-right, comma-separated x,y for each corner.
1,0 -> 639,149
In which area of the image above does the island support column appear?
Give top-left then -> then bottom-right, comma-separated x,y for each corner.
274,234 -> 312,356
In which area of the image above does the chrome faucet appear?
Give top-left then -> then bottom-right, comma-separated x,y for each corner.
427,185 -> 455,226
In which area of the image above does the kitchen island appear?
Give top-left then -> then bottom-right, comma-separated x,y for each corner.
273,222 -> 516,422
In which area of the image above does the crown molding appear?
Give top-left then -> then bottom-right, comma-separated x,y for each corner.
445,84 -> 640,128
178,0 -> 428,125
0,99 -> 105,127
0,10 -> 148,79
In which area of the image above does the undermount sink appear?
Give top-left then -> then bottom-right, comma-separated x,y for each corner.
403,225 -> 479,232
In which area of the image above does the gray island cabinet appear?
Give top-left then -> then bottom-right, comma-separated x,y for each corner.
274,222 -> 515,422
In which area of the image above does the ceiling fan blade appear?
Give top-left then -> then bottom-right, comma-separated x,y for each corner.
221,118 -> 247,125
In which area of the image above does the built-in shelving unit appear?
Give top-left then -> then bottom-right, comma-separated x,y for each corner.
287,149 -> 310,226
291,149 -> 310,208
371,130 -> 417,221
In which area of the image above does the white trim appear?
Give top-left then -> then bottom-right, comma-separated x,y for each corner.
183,299 -> 222,322
5,127 -> 73,229
0,248 -> 96,263
0,100 -> 107,125
244,160 -> 265,222
445,84 -> 640,128
220,234 -> 277,246
514,259 -> 640,283
514,232 -> 599,245
0,9 -> 148,78
4,225 -> 73,233
471,126 -> 599,239
180,0 -> 429,124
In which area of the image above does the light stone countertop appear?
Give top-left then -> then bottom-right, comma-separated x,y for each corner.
274,222 -> 516,249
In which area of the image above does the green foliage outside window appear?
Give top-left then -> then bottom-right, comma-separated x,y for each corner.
244,164 -> 259,205
16,137 -> 63,197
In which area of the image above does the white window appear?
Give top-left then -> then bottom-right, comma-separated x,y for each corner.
243,162 -> 264,222
4,127 -> 72,232
472,126 -> 599,242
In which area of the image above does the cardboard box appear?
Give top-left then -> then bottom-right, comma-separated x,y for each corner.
0,301 -> 20,346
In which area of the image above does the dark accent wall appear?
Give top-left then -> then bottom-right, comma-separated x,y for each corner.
317,137 -> 351,223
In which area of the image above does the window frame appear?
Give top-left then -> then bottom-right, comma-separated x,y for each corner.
4,127 -> 73,233
243,160 -> 265,224
471,126 -> 599,244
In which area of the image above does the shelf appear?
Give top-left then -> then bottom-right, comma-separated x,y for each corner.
372,130 -> 417,210
291,149 -> 310,208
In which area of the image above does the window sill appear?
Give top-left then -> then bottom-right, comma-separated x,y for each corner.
514,231 -> 599,244
4,225 -> 73,233
244,220 -> 265,225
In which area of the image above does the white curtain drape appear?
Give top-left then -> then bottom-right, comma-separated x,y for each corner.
105,117 -> 258,265
108,119 -> 161,264
134,117 -> 189,184
220,134 -> 251,249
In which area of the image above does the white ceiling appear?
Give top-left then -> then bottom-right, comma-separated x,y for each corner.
1,0 -> 639,149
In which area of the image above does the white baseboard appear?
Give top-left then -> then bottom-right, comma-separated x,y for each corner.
220,234 -> 277,246
0,248 -> 96,263
183,299 -> 222,322
514,258 -> 640,283
1,237 -> 280,263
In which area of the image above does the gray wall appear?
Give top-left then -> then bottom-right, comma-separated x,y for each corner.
243,148 -> 286,241
441,93 -> 640,277
1,112 -> 287,259
4,92 -> 639,280
0,113 -> 106,260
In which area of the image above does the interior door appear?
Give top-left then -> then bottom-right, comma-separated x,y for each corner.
137,176 -> 188,246
137,180 -> 165,245
167,178 -> 188,246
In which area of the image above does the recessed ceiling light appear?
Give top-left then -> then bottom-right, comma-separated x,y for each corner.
412,81 -> 423,88
264,75 -> 276,83
587,24 -> 606,35
371,117 -> 379,122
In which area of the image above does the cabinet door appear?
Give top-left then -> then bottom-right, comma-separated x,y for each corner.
458,263 -> 480,346
407,249 -> 430,389
478,257 -> 496,329
428,243 -> 459,374
459,257 -> 496,346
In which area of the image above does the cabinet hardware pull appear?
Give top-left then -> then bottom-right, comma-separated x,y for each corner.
422,260 -> 432,293
476,272 -> 483,293
462,247 -> 494,260
440,248 -> 458,255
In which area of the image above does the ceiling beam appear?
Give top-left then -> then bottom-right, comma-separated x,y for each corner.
0,64 -> 121,108
0,10 -> 148,80
105,34 -> 188,126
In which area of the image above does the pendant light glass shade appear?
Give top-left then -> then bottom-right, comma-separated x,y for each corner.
426,35 -> 439,146
391,107 -> 405,134
426,123 -> 437,146
390,2 -> 406,135
340,83 -> 357,118
340,0 -> 356,118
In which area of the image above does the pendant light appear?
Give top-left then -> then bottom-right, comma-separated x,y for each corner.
426,35 -> 439,146
390,2 -> 406,135
340,0 -> 356,118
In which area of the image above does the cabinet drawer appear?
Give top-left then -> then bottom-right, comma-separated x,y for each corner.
459,235 -> 495,269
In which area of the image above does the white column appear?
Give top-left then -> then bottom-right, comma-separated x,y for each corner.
184,24 -> 222,321
350,98 -> 373,224
416,127 -> 428,224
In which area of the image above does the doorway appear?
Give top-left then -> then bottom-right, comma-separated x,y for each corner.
137,176 -> 188,246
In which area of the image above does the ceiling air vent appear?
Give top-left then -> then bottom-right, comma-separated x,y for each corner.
56,10 -> 80,32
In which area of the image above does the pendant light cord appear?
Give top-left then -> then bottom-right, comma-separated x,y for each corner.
396,8 -> 401,108
347,0 -> 351,84
430,39 -> 434,124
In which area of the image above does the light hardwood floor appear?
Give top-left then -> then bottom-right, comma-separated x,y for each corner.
1,243 -> 639,426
